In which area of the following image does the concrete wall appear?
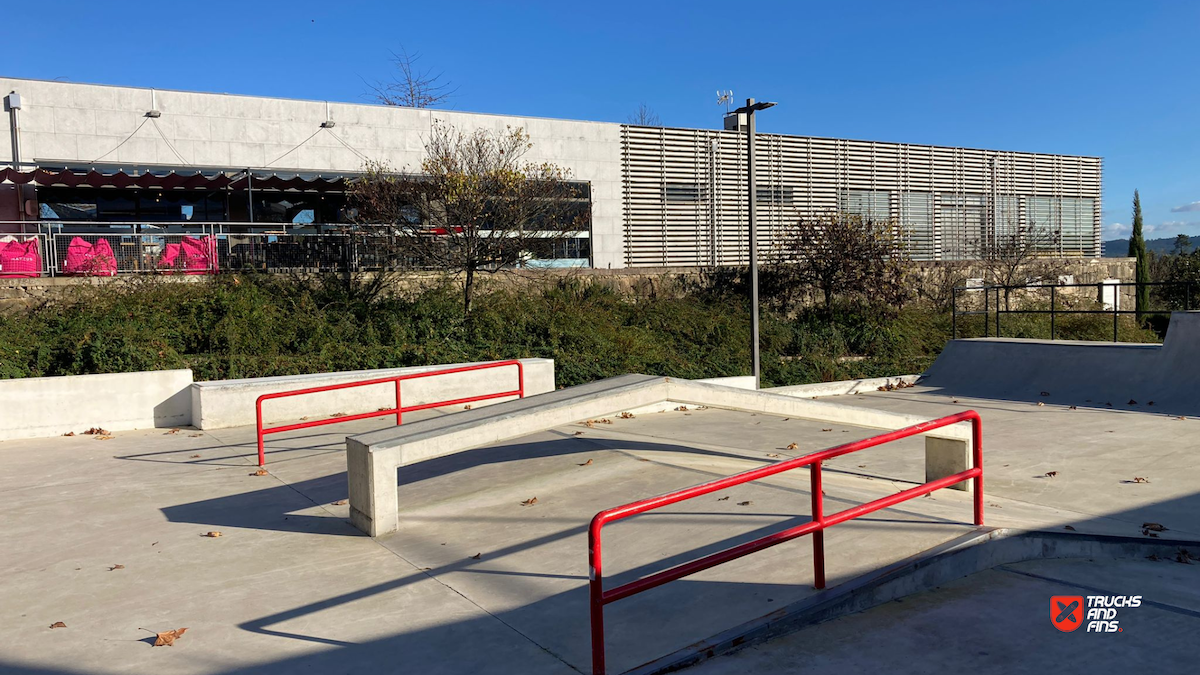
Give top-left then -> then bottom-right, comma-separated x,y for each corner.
191,358 -> 555,430
0,369 -> 192,440
0,358 -> 555,439
0,77 -> 626,269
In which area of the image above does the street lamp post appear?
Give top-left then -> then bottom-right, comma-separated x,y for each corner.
730,98 -> 776,389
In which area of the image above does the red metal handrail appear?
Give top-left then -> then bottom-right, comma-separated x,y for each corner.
587,410 -> 982,674
254,360 -> 525,467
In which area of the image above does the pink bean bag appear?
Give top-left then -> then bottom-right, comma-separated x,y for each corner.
0,237 -> 43,278
179,235 -> 218,275
158,242 -> 182,270
63,237 -> 117,276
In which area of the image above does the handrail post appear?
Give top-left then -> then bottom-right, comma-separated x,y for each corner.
972,416 -> 984,526
395,378 -> 403,426
1114,300 -> 1119,342
951,288 -> 957,340
995,287 -> 1002,338
589,518 -> 606,675
1050,285 -> 1056,340
517,360 -> 525,399
810,461 -> 826,590
983,285 -> 989,338
255,398 -> 266,467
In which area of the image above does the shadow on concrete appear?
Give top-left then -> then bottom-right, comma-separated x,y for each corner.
159,434 -> 971,537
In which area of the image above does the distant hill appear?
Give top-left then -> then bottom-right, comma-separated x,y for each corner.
1102,237 -> 1185,257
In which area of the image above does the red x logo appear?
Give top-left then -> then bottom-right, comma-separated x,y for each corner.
1051,596 -> 1084,632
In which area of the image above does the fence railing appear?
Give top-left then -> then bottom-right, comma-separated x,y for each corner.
586,410 -> 983,675
951,281 -> 1195,342
254,360 -> 525,467
0,221 -> 590,277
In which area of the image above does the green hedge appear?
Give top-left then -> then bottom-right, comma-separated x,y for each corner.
1,274 -> 1154,387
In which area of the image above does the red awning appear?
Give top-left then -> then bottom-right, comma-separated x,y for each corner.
0,168 -> 347,193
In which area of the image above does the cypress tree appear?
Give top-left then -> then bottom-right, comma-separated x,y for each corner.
1129,190 -> 1150,321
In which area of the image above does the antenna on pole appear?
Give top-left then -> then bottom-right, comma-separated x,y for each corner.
717,90 -> 734,113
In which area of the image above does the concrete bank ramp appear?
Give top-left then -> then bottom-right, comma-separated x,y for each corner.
920,311 -> 1200,416
635,529 -> 1200,675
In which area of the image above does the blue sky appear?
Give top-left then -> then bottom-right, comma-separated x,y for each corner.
6,1 -> 1199,240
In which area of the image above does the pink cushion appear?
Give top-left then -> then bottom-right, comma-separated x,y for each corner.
63,237 -> 117,276
158,242 -> 182,269
179,235 -> 218,275
0,238 -> 43,278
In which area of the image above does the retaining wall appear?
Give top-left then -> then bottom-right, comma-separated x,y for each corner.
0,359 -> 555,439
0,369 -> 192,440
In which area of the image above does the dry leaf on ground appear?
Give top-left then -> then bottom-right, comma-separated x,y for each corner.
1044,471 -> 1058,478
786,442 -> 799,450
766,453 -> 780,458
203,531 -> 222,538
250,469 -> 269,476
1036,402 -> 1045,407
520,497 -> 538,506
330,412 -> 347,418
821,428 -> 832,432
1143,522 -> 1167,532
737,501 -> 753,506
619,412 -> 634,419
469,552 -> 481,560
108,564 -> 125,571
675,406 -> 689,412
62,432 -> 75,437
164,429 -> 180,435
1132,477 -> 1150,483
96,435 -> 114,441
49,622 -> 66,629
83,427 -> 109,435
1064,525 -> 1076,531
717,496 -> 730,501
332,499 -> 348,506
573,431 -> 584,436
463,404 -> 472,410
152,627 -> 188,646
578,459 -> 593,466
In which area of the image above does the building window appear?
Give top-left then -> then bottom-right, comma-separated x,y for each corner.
756,185 -> 793,204
840,190 -> 889,221
939,193 -> 987,260
1061,197 -> 1094,256
665,182 -> 704,202
899,192 -> 933,260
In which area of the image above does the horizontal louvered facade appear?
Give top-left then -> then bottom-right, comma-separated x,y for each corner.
621,125 -> 1102,266
1,78 -> 1103,270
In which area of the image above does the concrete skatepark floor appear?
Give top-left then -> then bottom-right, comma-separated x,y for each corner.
1,386 -> 1198,674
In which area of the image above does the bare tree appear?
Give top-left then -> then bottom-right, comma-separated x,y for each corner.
369,48 -> 455,108
973,220 -> 1066,288
768,212 -> 907,309
628,103 -> 661,126
349,121 -> 588,313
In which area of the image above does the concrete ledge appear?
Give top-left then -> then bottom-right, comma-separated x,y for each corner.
766,374 -> 923,398
0,369 -> 193,440
347,375 -> 977,537
191,358 -> 555,430
628,528 -> 1200,675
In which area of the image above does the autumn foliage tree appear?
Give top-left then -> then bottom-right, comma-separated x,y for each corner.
768,212 -> 907,309
349,122 -> 588,313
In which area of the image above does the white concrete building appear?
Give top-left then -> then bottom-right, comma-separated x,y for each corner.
1,77 -> 1102,273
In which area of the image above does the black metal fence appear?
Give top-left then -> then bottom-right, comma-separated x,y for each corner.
951,281 -> 1195,342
